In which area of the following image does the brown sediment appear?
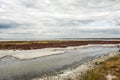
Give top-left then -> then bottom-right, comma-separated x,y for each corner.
0,41 -> 120,50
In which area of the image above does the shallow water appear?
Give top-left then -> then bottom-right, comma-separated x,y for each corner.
0,45 -> 118,80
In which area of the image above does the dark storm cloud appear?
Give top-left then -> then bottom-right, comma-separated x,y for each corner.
0,22 -> 18,29
0,23 -> 12,29
0,21 -> 27,29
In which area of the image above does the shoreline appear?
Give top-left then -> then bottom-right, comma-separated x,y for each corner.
0,44 -> 119,60
33,52 -> 120,80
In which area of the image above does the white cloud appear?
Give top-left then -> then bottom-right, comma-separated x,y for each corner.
0,0 -> 120,39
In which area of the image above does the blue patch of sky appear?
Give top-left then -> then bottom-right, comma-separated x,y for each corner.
89,22 -> 111,27
0,2 -> 6,8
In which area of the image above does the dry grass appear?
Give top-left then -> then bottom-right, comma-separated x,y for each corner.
80,54 -> 120,80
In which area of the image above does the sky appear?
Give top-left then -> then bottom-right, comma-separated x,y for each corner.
0,0 -> 120,40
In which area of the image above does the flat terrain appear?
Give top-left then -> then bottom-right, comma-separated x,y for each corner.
0,40 -> 120,50
0,45 -> 118,80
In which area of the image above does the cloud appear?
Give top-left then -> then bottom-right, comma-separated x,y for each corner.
0,0 -> 120,39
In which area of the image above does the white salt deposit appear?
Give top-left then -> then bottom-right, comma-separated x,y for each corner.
106,74 -> 117,80
0,44 -> 118,59
0,48 -> 65,59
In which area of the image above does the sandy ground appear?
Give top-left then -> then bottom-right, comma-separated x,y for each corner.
0,44 -> 119,60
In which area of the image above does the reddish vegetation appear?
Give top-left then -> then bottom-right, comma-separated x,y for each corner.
0,41 -> 120,50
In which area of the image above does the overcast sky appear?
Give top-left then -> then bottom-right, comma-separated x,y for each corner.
0,0 -> 120,39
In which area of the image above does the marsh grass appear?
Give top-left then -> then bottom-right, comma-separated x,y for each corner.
0,40 -> 120,50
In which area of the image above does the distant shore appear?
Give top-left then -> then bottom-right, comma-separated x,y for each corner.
0,40 -> 120,50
